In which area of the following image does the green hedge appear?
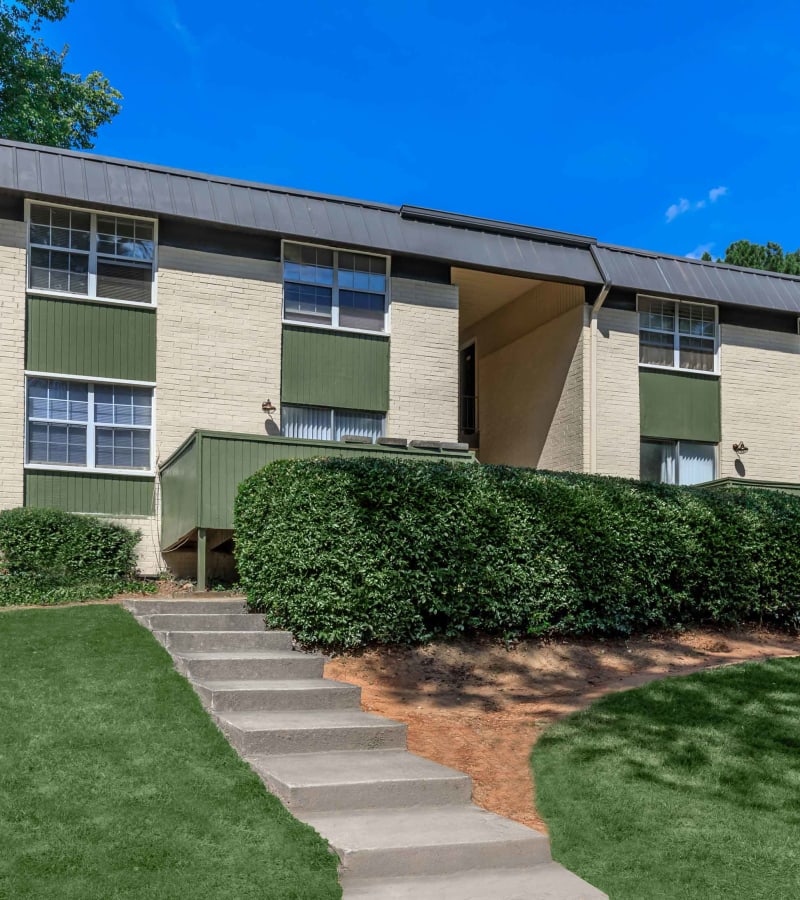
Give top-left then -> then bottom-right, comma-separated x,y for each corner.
234,459 -> 800,650
0,507 -> 146,605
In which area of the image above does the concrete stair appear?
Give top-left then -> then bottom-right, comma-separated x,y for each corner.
124,596 -> 607,899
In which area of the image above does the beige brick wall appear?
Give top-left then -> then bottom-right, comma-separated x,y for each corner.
594,307 -> 640,478
105,514 -> 163,576
719,324 -> 800,481
156,248 -> 284,460
463,280 -> 586,471
0,218 -> 26,510
388,277 -> 459,441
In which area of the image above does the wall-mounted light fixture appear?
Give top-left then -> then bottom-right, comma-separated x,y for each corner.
261,399 -> 277,415
732,441 -> 749,455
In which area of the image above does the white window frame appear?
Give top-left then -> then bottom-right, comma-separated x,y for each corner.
637,294 -> 719,375
25,199 -> 158,309
24,372 -> 157,477
640,438 -> 718,485
281,239 -> 391,335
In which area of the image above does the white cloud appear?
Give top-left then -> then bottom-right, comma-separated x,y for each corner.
665,185 -> 729,223
686,243 -> 715,259
665,198 -> 691,222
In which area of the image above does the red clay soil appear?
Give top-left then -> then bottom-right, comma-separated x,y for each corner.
325,629 -> 800,832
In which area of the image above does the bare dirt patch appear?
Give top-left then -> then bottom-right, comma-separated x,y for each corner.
325,628 -> 800,831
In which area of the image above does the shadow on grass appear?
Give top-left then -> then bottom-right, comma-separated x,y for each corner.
532,657 -> 800,900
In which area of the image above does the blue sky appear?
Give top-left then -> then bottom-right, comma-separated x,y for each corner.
41,1 -> 800,258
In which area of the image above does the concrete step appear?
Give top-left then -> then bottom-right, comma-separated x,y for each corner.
193,678 -> 361,712
124,598 -> 246,616
343,863 -> 608,899
303,805 -> 551,879
215,709 -> 407,756
249,749 -> 471,813
142,613 -> 266,632
156,630 -> 292,653
173,650 -> 324,681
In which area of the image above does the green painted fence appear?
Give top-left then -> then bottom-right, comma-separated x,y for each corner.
26,295 -> 156,382
160,430 -> 474,548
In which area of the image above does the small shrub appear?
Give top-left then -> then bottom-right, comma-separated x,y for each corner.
234,459 -> 800,650
0,507 -> 149,606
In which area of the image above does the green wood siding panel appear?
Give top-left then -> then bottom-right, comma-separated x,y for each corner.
26,296 -> 156,381
639,370 -> 721,442
158,430 -> 473,541
24,470 -> 155,516
281,325 -> 389,411
159,437 -> 199,549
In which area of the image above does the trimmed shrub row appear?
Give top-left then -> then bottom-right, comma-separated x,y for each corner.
0,507 -> 146,606
234,458 -> 800,650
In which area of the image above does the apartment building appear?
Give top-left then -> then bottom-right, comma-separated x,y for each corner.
1,139 -> 798,582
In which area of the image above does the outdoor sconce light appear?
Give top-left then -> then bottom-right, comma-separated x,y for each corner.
261,399 -> 277,415
732,441 -> 749,455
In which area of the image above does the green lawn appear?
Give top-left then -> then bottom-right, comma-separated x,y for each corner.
532,657 -> 800,900
0,605 -> 341,899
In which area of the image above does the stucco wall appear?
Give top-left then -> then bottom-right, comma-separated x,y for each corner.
156,248 -> 284,461
719,324 -> 800,481
388,277 -> 459,441
463,281 -> 585,470
0,217 -> 27,511
594,307 -> 640,478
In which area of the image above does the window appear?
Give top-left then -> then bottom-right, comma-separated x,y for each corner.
28,203 -> 156,305
283,242 -> 388,332
638,296 -> 717,372
640,439 -> 716,485
281,405 -> 385,442
27,378 -> 153,472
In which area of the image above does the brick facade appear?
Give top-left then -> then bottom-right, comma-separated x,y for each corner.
0,218 -> 26,511
388,277 -> 459,442
719,324 -> 800,481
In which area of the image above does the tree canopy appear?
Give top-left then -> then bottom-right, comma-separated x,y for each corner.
701,240 -> 800,275
0,0 -> 121,149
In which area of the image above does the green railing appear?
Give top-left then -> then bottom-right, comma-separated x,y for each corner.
159,430 -> 474,587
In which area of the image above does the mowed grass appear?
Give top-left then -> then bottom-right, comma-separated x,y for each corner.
0,605 -> 341,899
532,656 -> 800,899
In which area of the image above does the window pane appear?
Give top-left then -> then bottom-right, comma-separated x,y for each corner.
639,298 -> 675,332
95,428 -> 150,469
339,290 -> 385,331
29,246 -> 88,294
28,422 -> 86,465
96,260 -> 152,303
284,282 -> 333,324
678,442 -> 715,485
281,405 -> 332,441
640,440 -> 676,484
640,331 -> 674,367
679,337 -> 715,371
283,244 -> 334,285
678,303 -> 716,337
333,409 -> 385,442
94,385 -> 152,426
97,215 -> 154,261
338,252 -> 386,293
28,379 -> 88,422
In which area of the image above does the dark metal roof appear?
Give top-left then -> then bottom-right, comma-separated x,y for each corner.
3,138 -> 800,315
0,139 -> 599,285
595,245 -> 800,315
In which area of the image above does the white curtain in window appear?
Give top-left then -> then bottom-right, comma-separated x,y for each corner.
678,442 -> 715,485
334,410 -> 384,442
281,406 -> 333,441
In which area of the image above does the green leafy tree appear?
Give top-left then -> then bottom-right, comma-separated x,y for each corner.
0,0 -> 121,149
708,239 -> 800,275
